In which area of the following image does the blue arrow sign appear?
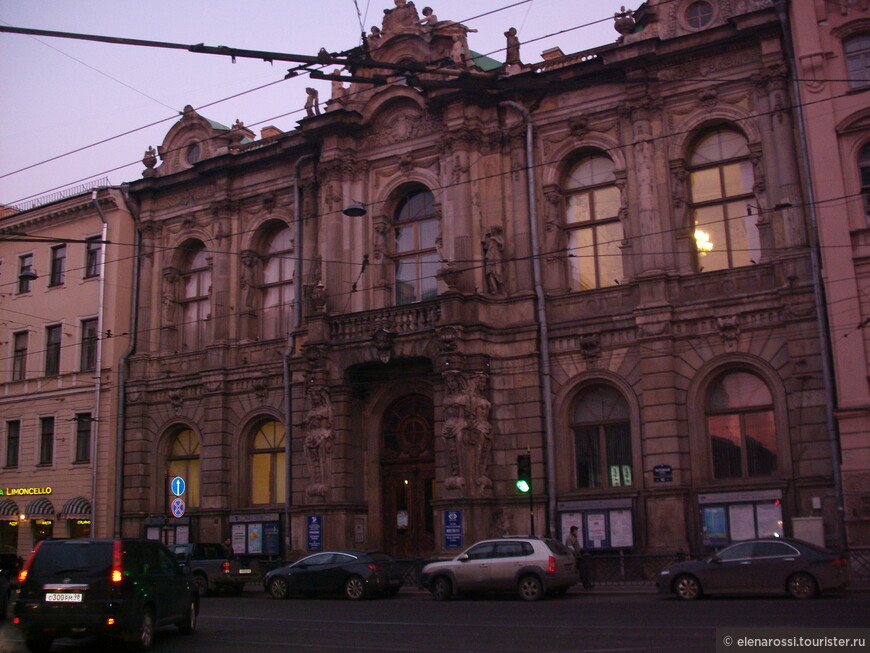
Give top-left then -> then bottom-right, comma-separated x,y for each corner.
171,498 -> 185,518
170,476 -> 185,496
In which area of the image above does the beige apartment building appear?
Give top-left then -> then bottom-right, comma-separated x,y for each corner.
115,0 -> 845,560
0,187 -> 136,557
788,0 -> 870,549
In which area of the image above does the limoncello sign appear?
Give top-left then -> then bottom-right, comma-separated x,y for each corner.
0,487 -> 53,496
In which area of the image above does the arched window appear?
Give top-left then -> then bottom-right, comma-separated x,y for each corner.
564,155 -> 623,290
571,385 -> 632,488
179,242 -> 210,350
393,188 -> 439,305
860,143 -> 870,225
261,224 -> 294,340
250,420 -> 286,505
845,34 -> 870,89
689,128 -> 758,272
706,371 -> 776,479
168,428 -> 200,507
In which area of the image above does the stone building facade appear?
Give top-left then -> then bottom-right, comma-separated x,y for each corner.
789,0 -> 870,548
120,0 -> 841,559
0,188 -> 136,558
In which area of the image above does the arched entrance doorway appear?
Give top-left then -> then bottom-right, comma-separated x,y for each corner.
381,394 -> 435,558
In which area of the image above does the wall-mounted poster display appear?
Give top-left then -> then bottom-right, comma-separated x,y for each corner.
229,513 -> 280,556
558,498 -> 634,550
698,490 -> 783,546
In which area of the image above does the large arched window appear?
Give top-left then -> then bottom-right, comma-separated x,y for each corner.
261,224 -> 294,340
689,128 -> 758,272
179,242 -> 210,350
250,420 -> 286,505
860,143 -> 870,225
564,155 -> 623,290
845,33 -> 870,89
393,188 -> 439,305
571,385 -> 632,488
706,371 -> 776,479
168,428 -> 201,507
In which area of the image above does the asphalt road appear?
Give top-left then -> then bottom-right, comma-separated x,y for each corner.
1,589 -> 868,653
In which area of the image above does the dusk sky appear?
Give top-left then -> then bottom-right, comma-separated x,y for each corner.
0,0 -> 631,208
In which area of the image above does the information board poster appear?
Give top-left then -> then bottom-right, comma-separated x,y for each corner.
729,503 -> 756,541
586,513 -> 608,549
609,509 -> 633,548
307,515 -> 323,551
444,510 -> 463,549
231,524 -> 246,554
247,523 -> 263,554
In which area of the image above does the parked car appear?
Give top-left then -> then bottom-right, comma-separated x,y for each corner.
0,551 -> 20,581
171,542 -> 252,596
0,572 -> 9,621
14,538 -> 199,652
657,538 -> 851,600
421,536 -> 579,601
264,550 -> 403,600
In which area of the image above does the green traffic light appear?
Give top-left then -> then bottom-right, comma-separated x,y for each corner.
516,479 -> 530,493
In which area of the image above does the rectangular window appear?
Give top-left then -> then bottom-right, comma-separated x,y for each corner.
45,325 -> 61,375
80,318 -> 98,372
49,244 -> 66,286
75,413 -> 91,463
85,237 -> 102,278
12,331 -> 28,381
5,420 -> 20,468
39,417 -> 54,465
18,254 -> 34,293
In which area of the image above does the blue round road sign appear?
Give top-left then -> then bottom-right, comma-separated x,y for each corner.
171,497 -> 185,518
170,476 -> 185,496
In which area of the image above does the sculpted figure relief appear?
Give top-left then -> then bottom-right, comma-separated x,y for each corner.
441,370 -> 495,493
162,268 -> 178,326
304,384 -> 335,498
483,225 -> 506,295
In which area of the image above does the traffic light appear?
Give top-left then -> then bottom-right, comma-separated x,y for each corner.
516,454 -> 531,493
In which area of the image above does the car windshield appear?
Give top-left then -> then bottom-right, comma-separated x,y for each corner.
29,541 -> 113,578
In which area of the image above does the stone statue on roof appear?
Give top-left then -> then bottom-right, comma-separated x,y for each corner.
382,0 -> 420,34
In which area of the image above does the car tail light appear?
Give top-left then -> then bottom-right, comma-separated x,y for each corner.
548,556 -> 557,573
111,540 -> 123,583
222,560 -> 231,574
368,564 -> 382,572
829,558 -> 849,567
18,540 -> 44,583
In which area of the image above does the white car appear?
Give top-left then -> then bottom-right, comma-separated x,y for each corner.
421,537 -> 579,601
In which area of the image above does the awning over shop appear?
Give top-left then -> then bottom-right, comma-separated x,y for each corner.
60,497 -> 91,519
25,498 -> 54,518
0,499 -> 18,517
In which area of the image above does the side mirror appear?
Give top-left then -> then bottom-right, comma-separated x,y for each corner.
709,556 -> 721,564
458,554 -> 469,562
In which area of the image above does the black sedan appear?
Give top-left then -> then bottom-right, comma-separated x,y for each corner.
264,550 -> 403,600
657,538 -> 851,600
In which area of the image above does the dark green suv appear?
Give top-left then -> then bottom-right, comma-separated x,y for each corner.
14,538 -> 199,652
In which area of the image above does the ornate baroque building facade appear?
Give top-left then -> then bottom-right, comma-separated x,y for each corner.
117,0 -> 845,559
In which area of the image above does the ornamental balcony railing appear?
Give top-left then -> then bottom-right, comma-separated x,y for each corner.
328,302 -> 441,343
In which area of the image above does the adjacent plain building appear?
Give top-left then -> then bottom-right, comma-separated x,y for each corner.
788,0 -> 870,549
115,0 -> 846,560
0,188 -> 136,557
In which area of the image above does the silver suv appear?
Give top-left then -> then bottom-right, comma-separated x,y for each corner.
421,537 -> 579,601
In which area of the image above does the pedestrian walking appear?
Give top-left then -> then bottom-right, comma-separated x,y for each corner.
564,525 -> 592,589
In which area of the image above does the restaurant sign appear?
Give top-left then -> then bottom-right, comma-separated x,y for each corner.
0,487 -> 53,496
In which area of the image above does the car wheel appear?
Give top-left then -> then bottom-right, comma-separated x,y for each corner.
344,575 -> 366,601
24,638 -> 53,653
673,574 -> 702,601
787,572 -> 818,599
431,576 -> 452,601
518,575 -> 544,601
178,596 -> 198,635
193,573 -> 209,597
130,607 -> 155,651
269,575 -> 289,600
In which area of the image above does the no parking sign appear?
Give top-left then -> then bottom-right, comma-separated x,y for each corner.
171,497 -> 185,518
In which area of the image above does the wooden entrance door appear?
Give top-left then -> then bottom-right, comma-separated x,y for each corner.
381,395 -> 435,559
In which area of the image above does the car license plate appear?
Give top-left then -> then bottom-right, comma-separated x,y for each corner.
239,569 -> 251,574
45,592 -> 83,602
